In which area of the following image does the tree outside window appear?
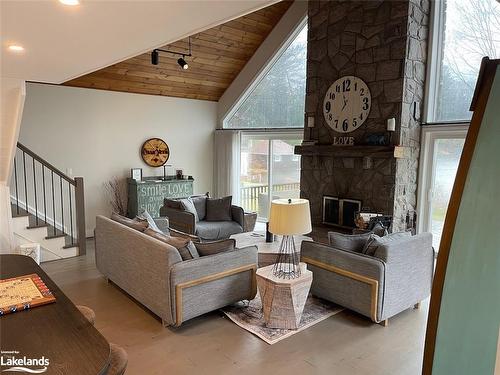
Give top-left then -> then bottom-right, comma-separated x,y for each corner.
436,0 -> 500,122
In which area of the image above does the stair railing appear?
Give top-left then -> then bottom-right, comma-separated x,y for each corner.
11,142 -> 86,255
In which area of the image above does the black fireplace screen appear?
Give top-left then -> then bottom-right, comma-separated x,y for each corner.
323,196 -> 362,228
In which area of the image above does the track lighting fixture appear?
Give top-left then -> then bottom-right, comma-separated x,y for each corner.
151,50 -> 159,65
151,37 -> 192,70
177,57 -> 188,70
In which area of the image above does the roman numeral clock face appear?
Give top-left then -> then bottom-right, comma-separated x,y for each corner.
323,76 -> 371,133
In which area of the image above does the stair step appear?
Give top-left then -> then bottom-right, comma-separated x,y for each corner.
27,223 -> 49,229
45,233 -> 66,240
11,204 -> 29,218
62,243 -> 78,249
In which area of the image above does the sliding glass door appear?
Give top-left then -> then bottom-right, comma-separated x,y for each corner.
417,125 -> 467,249
239,132 -> 302,221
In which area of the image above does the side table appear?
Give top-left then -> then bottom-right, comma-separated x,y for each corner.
256,262 -> 312,330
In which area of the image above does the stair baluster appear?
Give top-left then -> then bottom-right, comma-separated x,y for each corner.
10,142 -> 86,258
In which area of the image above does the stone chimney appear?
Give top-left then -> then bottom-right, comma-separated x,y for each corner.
298,0 -> 429,231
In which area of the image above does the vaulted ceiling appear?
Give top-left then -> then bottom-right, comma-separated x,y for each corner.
62,1 -> 292,101
1,0 -> 278,83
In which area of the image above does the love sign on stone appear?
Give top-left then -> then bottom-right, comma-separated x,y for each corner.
333,136 -> 355,146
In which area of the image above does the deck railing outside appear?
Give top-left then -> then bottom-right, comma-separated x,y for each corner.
240,182 -> 300,213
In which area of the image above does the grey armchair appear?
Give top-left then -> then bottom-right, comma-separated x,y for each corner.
159,195 -> 245,241
301,232 -> 434,325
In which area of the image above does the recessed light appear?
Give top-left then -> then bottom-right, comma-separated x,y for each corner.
8,45 -> 24,52
59,0 -> 80,5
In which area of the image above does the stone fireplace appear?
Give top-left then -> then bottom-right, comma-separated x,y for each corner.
297,0 -> 429,232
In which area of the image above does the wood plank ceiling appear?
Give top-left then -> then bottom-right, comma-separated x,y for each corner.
63,1 -> 292,101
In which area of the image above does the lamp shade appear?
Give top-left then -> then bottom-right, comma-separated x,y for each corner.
269,198 -> 312,235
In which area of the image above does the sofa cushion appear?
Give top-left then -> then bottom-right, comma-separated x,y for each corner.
205,196 -> 232,222
163,198 -> 182,210
195,220 -> 243,241
191,195 -> 207,221
371,222 -> 389,237
363,231 -> 412,256
194,239 -> 236,256
137,210 -> 162,233
111,213 -> 148,232
328,232 -> 372,253
144,228 -> 199,260
180,198 -> 199,222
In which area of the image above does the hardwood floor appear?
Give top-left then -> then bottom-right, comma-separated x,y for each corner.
42,239 -> 428,375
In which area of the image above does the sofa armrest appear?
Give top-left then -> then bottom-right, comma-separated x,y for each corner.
301,241 -> 386,322
94,215 -> 182,325
160,207 -> 196,234
374,232 -> 434,319
170,245 -> 258,325
231,205 -> 245,227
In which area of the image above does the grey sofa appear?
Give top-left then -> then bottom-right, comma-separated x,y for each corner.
159,196 -> 245,241
94,215 -> 257,326
301,232 -> 434,325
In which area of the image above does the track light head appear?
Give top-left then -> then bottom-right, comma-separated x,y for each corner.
151,50 -> 159,65
177,57 -> 188,70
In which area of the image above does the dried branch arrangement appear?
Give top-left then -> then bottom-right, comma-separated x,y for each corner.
104,178 -> 127,216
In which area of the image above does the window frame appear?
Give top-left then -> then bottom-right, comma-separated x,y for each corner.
424,0 -> 499,124
423,0 -> 446,124
237,129 -> 303,219
222,17 -> 308,130
416,123 -> 469,238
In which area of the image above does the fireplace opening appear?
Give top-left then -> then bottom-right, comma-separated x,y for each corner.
323,196 -> 362,229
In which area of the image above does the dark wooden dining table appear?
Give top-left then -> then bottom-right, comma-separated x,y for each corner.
0,254 -> 110,375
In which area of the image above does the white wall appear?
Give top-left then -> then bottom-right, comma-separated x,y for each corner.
1,78 -> 26,252
19,83 -> 217,236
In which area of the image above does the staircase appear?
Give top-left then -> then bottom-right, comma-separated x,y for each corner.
10,142 -> 86,262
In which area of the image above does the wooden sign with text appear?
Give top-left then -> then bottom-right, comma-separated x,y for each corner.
333,137 -> 355,146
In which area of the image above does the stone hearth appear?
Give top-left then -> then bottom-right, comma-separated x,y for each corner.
299,0 -> 429,231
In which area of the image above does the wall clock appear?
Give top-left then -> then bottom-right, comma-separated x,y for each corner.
323,75 -> 371,133
141,138 -> 170,167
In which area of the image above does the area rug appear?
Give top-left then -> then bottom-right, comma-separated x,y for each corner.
221,294 -> 343,345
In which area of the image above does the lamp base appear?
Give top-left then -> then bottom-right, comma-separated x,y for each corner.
272,235 -> 301,279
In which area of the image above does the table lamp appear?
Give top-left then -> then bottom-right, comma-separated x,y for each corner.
269,198 -> 312,279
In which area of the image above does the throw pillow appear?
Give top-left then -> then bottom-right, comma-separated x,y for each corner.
111,213 -> 148,232
371,222 -> 389,237
144,228 -> 199,260
137,210 -> 162,233
328,231 -> 372,253
205,196 -> 232,222
195,239 -> 236,256
362,231 -> 412,256
164,198 -> 182,210
180,198 -> 199,222
190,195 -> 207,221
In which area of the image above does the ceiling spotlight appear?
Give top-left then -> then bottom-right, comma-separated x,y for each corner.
177,57 -> 188,70
59,0 -> 80,5
151,50 -> 159,65
150,37 -> 192,70
8,45 -> 24,52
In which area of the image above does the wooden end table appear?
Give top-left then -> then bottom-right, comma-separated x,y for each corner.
256,262 -> 312,330
230,232 -> 312,268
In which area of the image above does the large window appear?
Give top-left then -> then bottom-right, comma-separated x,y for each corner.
225,24 -> 307,129
428,0 -> 500,122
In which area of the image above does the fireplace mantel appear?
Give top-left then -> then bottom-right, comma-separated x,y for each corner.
294,145 -> 407,158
